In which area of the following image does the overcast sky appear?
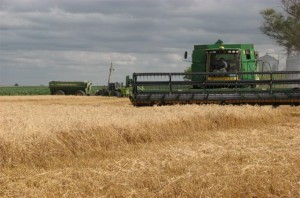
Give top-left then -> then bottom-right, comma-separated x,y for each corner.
0,0 -> 286,85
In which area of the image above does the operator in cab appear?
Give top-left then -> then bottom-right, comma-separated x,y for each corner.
213,57 -> 228,72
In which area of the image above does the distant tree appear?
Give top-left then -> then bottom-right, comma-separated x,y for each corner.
260,0 -> 300,54
14,83 -> 19,86
183,66 -> 192,81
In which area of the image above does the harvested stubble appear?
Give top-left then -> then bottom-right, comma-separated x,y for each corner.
0,96 -> 299,197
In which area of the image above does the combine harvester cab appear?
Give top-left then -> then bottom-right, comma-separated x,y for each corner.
130,40 -> 300,106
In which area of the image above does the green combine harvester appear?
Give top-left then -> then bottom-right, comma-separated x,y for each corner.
130,40 -> 300,106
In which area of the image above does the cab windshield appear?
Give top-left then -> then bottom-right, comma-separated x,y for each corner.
206,51 -> 240,72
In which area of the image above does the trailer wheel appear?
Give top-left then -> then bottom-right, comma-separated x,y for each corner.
54,90 -> 65,95
75,90 -> 86,96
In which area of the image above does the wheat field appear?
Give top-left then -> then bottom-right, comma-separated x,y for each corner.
0,96 -> 299,197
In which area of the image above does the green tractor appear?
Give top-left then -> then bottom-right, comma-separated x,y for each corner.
95,76 -> 132,97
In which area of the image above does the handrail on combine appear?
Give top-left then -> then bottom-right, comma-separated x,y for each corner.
130,71 -> 300,106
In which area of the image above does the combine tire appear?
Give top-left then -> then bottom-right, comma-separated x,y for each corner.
54,90 -> 65,95
75,90 -> 86,96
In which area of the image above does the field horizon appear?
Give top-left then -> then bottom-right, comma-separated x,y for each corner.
0,96 -> 299,197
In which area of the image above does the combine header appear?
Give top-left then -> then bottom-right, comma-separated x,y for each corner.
129,40 -> 300,106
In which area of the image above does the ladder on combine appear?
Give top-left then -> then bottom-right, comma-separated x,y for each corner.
130,71 -> 300,106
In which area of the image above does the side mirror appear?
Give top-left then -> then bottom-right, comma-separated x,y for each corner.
254,51 -> 259,59
184,51 -> 188,59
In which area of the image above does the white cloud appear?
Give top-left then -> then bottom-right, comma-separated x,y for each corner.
0,0 -> 285,85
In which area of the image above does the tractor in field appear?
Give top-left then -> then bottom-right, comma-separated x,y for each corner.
129,40 -> 300,106
49,81 -> 93,96
95,76 -> 132,97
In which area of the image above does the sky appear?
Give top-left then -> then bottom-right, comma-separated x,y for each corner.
0,0 -> 286,85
